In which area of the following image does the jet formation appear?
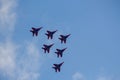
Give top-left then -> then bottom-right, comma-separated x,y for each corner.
30,27 -> 42,36
45,30 -> 57,39
52,62 -> 64,72
42,44 -> 54,53
55,48 -> 67,58
59,34 -> 71,43
30,27 -> 70,72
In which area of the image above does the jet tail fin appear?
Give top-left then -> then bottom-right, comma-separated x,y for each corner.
52,67 -> 57,72
45,33 -> 49,39
59,38 -> 63,43
30,30 -> 34,36
42,47 -> 46,53
55,52 -> 59,58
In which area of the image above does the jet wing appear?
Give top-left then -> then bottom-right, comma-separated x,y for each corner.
56,49 -> 60,51
37,28 -> 41,31
53,64 -> 58,67
32,27 -> 36,30
43,44 -> 47,47
60,62 -> 64,66
37,27 -> 43,31
60,35 -> 64,38
47,30 -> 51,33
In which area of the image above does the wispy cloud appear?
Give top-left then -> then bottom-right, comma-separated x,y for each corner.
95,67 -> 118,80
0,40 -> 18,76
72,72 -> 120,80
17,72 -> 40,80
97,76 -> 112,80
0,0 -> 17,35
72,71 -> 119,80
0,0 -> 18,77
16,42 -> 42,80
0,0 -> 42,79
72,72 -> 85,80
0,40 -> 42,80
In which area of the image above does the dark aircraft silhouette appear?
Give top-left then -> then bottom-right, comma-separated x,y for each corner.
52,62 -> 64,72
30,27 -> 43,36
45,30 -> 58,39
59,34 -> 71,43
55,48 -> 67,58
42,44 -> 54,53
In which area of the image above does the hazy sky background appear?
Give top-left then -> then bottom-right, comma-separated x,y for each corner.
0,0 -> 120,80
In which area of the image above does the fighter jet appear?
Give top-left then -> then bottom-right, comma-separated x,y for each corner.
59,34 -> 71,43
42,44 -> 54,53
52,62 -> 64,72
45,30 -> 57,39
30,27 -> 43,36
55,48 -> 67,58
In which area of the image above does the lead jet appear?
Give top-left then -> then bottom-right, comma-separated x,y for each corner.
30,27 -> 43,36
45,30 -> 58,39
59,34 -> 71,44
55,48 -> 67,58
42,44 -> 54,53
52,62 -> 64,72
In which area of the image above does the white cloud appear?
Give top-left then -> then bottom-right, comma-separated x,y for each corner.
0,40 -> 18,76
97,77 -> 110,80
97,76 -> 117,80
0,0 -> 42,80
17,71 -> 40,80
72,72 -> 120,80
72,72 -> 85,80
0,40 -> 42,80
0,0 -> 17,35
16,42 -> 42,80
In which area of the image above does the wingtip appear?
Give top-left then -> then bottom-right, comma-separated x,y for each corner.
40,27 -> 43,28
64,47 -> 67,50
51,43 -> 54,46
32,27 -> 34,29
62,61 -> 64,64
68,34 -> 71,36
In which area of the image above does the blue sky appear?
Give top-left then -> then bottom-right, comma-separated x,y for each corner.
0,0 -> 120,80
